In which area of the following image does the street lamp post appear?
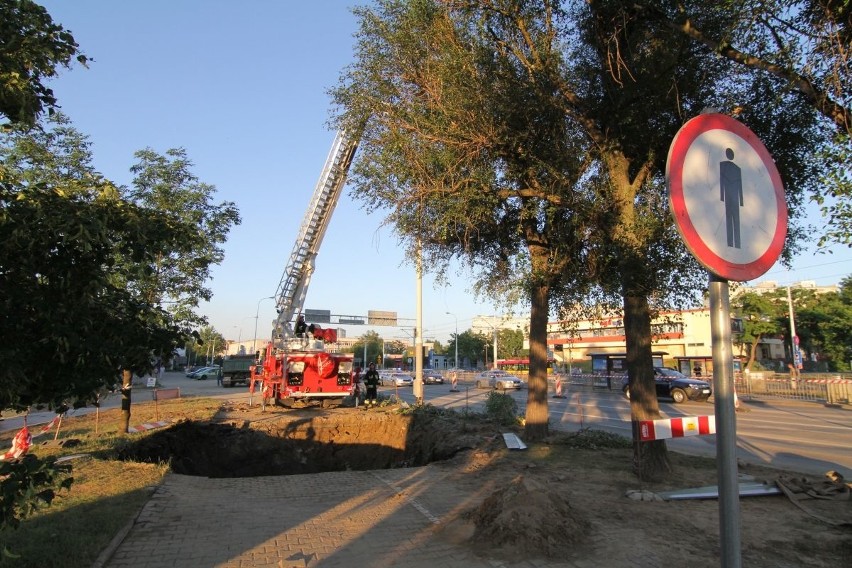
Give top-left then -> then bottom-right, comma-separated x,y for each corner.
492,328 -> 498,370
446,311 -> 458,368
253,296 -> 275,356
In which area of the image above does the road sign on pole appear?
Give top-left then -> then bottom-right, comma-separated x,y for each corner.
667,113 -> 787,282
667,112 -> 788,568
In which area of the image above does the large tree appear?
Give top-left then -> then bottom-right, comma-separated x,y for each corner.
0,0 -> 88,127
0,116 -> 240,435
541,0 -> 819,478
110,148 -> 239,430
335,0 -> 598,443
454,330 -> 490,368
731,289 -> 787,370
126,148 -> 240,327
0,117 -> 191,410
335,0 -> 823,480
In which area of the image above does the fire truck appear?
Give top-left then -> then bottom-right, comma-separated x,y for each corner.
251,130 -> 358,408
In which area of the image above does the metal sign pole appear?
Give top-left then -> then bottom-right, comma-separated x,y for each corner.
709,274 -> 741,567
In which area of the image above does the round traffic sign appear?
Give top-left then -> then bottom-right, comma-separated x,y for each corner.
667,113 -> 787,281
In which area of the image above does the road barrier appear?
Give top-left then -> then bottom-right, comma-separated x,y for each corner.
636,415 -> 716,442
553,375 -> 566,398
449,373 -> 459,392
152,387 -> 180,401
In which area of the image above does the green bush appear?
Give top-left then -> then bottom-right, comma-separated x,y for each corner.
484,391 -> 518,426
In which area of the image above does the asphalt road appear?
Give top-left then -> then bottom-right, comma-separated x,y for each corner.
388,380 -> 852,479
3,372 -> 850,479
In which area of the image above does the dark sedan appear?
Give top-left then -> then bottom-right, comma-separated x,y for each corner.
622,367 -> 712,403
422,370 -> 444,384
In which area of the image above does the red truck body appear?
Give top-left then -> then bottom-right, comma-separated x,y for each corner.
251,340 -> 354,408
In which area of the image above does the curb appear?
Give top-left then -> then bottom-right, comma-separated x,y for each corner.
91,485 -> 159,568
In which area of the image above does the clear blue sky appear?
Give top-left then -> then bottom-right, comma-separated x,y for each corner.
38,1 -> 852,345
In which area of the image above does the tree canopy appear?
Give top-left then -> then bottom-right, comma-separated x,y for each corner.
127,147 -> 240,328
334,0 -> 829,479
0,115 -> 239,413
733,280 -> 852,372
0,0 -> 89,127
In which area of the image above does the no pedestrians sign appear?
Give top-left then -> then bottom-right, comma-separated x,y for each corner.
667,113 -> 787,281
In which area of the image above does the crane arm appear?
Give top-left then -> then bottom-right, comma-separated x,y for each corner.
272,130 -> 359,342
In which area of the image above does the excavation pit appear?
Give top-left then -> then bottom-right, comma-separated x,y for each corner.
117,406 -> 488,477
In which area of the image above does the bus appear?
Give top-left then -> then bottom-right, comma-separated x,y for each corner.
496,358 -> 555,374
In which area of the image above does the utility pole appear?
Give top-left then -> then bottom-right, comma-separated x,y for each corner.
787,286 -> 801,371
253,296 -> 274,356
413,237 -> 424,404
446,311 -> 458,368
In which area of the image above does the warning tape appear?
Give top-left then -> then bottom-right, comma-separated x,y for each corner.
127,420 -> 170,434
1,415 -> 63,460
637,415 -> 716,442
2,427 -> 32,460
32,415 -> 62,438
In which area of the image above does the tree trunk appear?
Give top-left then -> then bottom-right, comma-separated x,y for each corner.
120,368 -> 132,434
524,282 -> 550,442
747,335 -> 761,371
624,291 -> 671,481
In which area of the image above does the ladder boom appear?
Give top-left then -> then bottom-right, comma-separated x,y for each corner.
273,130 -> 358,341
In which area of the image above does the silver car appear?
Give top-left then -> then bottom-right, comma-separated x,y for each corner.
378,370 -> 393,385
385,372 -> 414,387
474,370 -> 524,390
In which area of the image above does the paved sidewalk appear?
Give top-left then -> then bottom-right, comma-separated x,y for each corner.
100,467 -> 509,568
97,464 -> 657,568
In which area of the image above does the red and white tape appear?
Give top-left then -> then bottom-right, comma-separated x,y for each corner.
637,415 -> 716,442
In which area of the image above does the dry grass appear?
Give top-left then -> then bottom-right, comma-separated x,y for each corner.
0,397 -> 222,568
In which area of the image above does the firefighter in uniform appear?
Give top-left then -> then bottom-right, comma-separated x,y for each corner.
363,362 -> 380,407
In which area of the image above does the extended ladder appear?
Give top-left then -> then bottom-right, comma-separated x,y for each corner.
273,130 -> 358,340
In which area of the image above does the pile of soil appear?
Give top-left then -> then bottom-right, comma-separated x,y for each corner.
464,474 -> 591,560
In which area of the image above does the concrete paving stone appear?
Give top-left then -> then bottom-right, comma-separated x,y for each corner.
100,466 -> 632,568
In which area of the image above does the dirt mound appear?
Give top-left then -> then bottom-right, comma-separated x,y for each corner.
463,474 -> 591,560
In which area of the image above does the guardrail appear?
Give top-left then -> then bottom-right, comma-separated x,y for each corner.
736,372 -> 851,405
441,370 -> 852,406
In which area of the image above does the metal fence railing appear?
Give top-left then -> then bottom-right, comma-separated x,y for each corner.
435,369 -> 852,406
735,372 -> 852,405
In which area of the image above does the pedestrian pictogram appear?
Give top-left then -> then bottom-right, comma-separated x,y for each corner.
667,113 -> 787,281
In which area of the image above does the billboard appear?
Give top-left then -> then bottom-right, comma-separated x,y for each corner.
368,310 -> 398,326
304,309 -> 331,324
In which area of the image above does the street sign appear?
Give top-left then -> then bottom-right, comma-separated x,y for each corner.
667,113 -> 787,281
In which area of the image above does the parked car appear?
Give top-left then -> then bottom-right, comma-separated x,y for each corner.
622,367 -> 712,403
378,370 -> 394,384
187,366 -> 220,380
474,370 -> 524,390
422,369 -> 444,384
382,372 -> 414,387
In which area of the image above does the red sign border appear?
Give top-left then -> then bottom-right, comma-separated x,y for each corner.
667,113 -> 787,281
